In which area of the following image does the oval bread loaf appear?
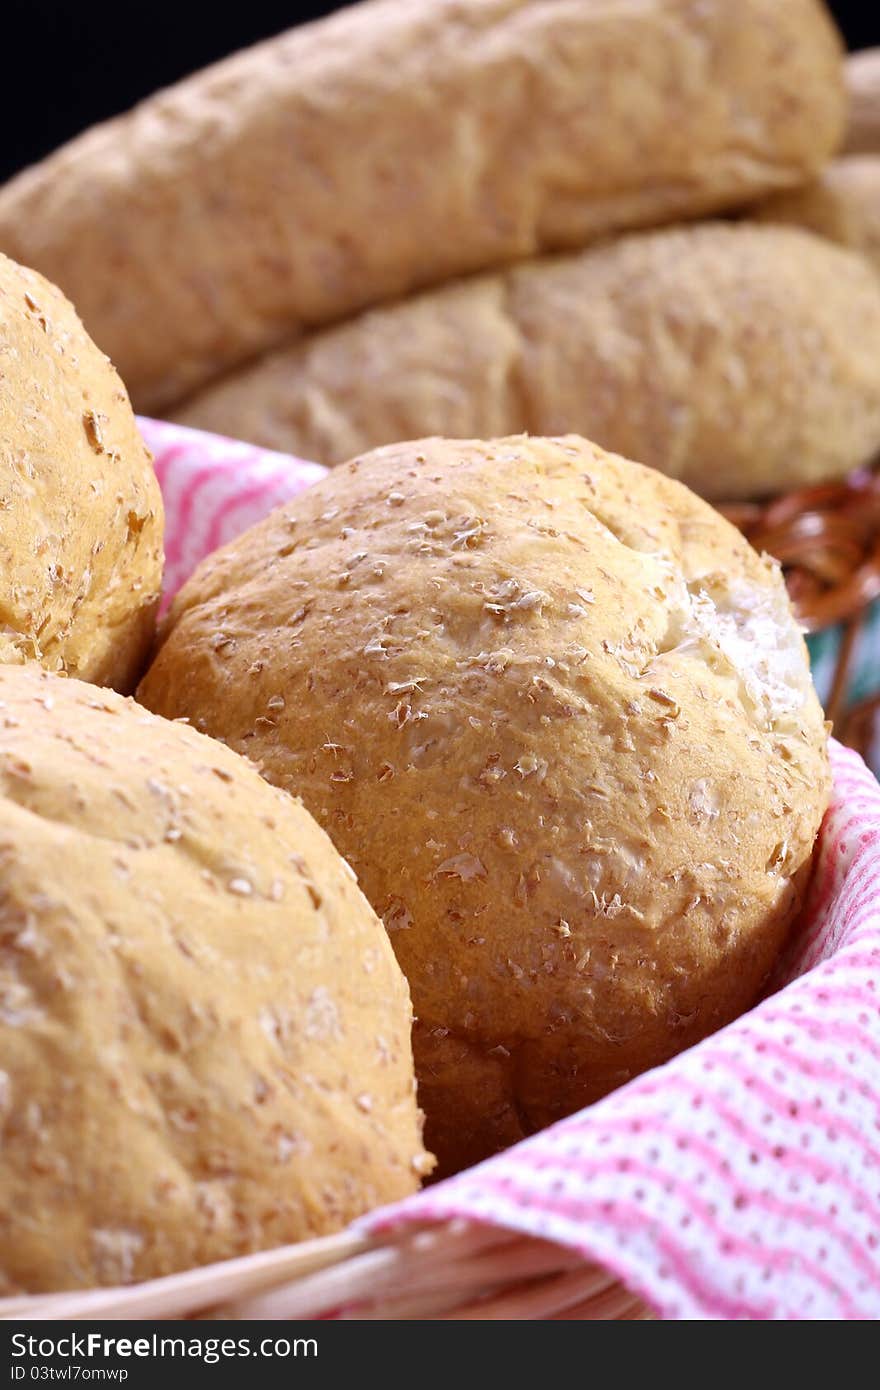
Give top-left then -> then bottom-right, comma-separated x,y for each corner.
0,665 -> 429,1293
0,253 -> 163,691
139,435 -> 831,1175
753,156 -> 880,276
845,49 -> 880,153
174,223 -> 880,501
0,0 -> 845,412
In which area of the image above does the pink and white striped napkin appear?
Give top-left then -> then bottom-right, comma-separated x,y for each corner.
141,417 -> 880,1321
143,418 -> 326,609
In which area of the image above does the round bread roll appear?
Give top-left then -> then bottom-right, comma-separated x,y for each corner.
0,252 -> 162,691
753,157 -> 880,276
139,435 -> 831,1175
0,665 -> 428,1294
172,223 -> 880,501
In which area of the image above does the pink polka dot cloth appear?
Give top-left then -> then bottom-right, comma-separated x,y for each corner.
141,417 -> 326,612
143,417 -> 880,1321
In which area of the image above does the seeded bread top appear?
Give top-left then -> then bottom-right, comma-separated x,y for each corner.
140,434 -> 830,1171
0,251 -> 163,692
0,665 -> 428,1293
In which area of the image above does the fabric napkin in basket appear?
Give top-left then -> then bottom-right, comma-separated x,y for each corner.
141,418 -> 880,1321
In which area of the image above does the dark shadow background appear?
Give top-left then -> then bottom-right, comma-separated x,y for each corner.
0,2 -> 876,183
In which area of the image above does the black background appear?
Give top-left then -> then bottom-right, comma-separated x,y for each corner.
0,1 -> 876,183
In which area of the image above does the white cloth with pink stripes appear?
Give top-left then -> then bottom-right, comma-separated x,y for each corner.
142,417 -> 880,1320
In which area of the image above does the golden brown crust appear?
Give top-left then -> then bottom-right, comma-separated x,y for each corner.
0,253 -> 163,691
0,0 -> 844,411
139,435 -> 830,1174
845,49 -> 880,153
752,156 -> 880,276
0,666 -> 428,1293
174,223 -> 880,501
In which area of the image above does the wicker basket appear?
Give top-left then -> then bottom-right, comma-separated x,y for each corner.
0,1224 -> 651,1321
720,468 -> 880,754
4,468 -> 878,1324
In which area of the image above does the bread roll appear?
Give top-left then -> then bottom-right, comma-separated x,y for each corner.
753,156 -> 880,276
0,665 -> 428,1293
174,223 -> 880,501
0,252 -> 162,691
845,49 -> 880,153
0,0 -> 845,412
139,435 -> 830,1175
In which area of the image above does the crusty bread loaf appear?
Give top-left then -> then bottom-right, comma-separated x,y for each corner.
845,49 -> 880,153
174,223 -> 880,501
753,157 -> 880,276
0,0 -> 845,412
139,435 -> 831,1175
0,252 -> 162,691
0,665 -> 428,1293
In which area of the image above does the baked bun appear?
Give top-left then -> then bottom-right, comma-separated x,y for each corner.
753,157 -> 880,276
0,0 -> 844,412
173,223 -> 880,501
139,435 -> 830,1175
0,665 -> 428,1294
0,252 -> 162,691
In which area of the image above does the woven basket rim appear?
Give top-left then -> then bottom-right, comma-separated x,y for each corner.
1,1221 -> 651,1322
